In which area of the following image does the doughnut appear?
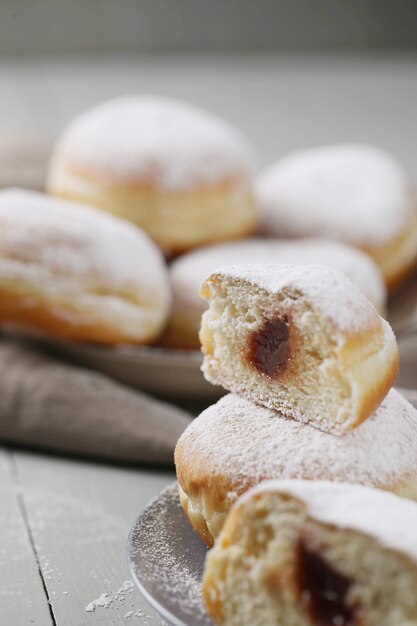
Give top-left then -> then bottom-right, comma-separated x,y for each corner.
256,144 -> 417,288
200,264 -> 398,434
175,390 -> 417,546
162,238 -> 386,349
47,95 -> 257,255
203,480 -> 417,626
0,188 -> 170,344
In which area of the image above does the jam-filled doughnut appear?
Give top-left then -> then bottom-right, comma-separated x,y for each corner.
0,188 -> 170,344
47,95 -> 257,255
257,144 -> 417,288
175,391 -> 417,546
203,480 -> 417,626
162,238 -> 386,349
200,264 -> 398,434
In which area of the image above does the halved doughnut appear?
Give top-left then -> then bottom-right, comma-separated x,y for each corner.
200,264 -> 398,434
203,480 -> 417,626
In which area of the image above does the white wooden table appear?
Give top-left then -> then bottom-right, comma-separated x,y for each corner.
1,447 -> 173,625
0,53 -> 416,625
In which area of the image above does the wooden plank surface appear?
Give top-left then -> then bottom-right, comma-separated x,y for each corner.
0,448 -> 53,625
12,448 -> 173,625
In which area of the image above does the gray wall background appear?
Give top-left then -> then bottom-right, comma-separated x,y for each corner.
0,0 -> 417,55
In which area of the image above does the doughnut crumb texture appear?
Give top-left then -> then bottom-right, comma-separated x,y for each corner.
200,264 -> 398,435
203,480 -> 417,626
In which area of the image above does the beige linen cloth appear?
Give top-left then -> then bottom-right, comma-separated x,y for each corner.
0,339 -> 192,465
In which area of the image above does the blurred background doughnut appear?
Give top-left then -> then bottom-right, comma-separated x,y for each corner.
0,188 -> 171,345
257,144 -> 417,288
47,95 -> 257,256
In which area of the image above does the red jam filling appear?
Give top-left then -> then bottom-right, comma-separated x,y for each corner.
297,540 -> 358,626
247,316 -> 290,377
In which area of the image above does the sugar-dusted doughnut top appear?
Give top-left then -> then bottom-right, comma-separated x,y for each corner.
240,480 -> 417,563
179,390 -> 417,496
0,188 -> 170,305
205,263 -> 384,334
257,144 -> 412,246
52,95 -> 255,190
170,238 -> 386,313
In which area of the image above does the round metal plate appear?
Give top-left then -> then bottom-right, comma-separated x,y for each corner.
127,482 -> 213,626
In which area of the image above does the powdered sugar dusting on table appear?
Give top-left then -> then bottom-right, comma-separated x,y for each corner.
53,95 -> 255,189
210,263 -> 382,333
85,581 -> 134,612
244,480 -> 417,563
179,390 -> 417,495
257,143 -> 412,246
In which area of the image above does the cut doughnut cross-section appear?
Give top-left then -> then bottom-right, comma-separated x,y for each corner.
203,480 -> 417,626
200,264 -> 399,435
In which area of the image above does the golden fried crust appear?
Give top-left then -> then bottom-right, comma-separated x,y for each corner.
49,163 -> 258,254
337,325 -> 399,430
178,485 -> 214,547
175,435 -> 261,547
0,288 -> 157,345
177,449 -> 417,551
364,212 -> 417,290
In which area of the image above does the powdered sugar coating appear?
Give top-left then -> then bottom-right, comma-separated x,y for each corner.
209,263 -> 383,334
242,480 -> 417,563
0,188 -> 170,306
181,390 -> 417,495
170,238 -> 386,314
130,483 -> 208,623
52,95 -> 255,190
257,144 -> 412,246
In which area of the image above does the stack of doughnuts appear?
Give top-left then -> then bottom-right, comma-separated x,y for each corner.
175,263 -> 417,625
